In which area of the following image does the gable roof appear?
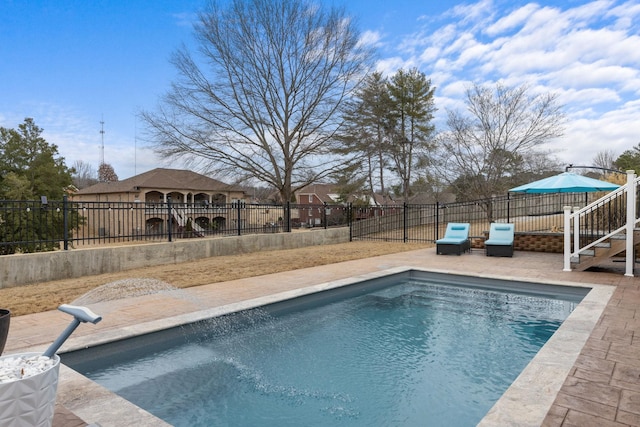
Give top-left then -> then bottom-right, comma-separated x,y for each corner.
76,168 -> 244,195
297,183 -> 339,203
297,184 -> 398,205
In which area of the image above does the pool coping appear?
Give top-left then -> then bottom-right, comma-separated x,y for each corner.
46,266 -> 613,427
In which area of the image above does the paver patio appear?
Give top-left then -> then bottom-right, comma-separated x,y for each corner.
4,246 -> 639,426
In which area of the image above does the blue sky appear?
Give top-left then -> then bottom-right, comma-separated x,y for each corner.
1,0 -> 639,180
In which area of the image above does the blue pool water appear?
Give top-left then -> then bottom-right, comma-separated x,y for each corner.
65,275 -> 581,426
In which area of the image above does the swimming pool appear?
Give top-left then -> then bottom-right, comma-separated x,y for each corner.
61,270 -> 589,427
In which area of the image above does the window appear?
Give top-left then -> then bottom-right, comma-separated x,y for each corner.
308,194 -> 313,203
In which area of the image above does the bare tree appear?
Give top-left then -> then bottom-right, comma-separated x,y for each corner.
98,163 -> 118,182
72,160 -> 98,189
592,149 -> 618,172
436,83 -> 564,207
142,0 -> 372,202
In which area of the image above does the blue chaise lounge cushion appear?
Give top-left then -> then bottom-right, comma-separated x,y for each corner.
485,223 -> 515,257
485,224 -> 514,245
436,224 -> 469,244
436,223 -> 471,255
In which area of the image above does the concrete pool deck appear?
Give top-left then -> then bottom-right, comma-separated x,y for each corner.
4,246 -> 640,426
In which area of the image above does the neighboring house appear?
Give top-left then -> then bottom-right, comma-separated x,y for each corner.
295,184 -> 399,226
73,168 -> 246,205
72,168 -> 248,237
408,192 -> 456,205
296,184 -> 342,206
293,184 -> 337,227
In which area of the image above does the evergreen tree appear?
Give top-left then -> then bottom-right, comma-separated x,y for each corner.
0,118 -> 74,199
387,68 -> 437,202
340,72 -> 395,200
0,118 -> 76,254
340,69 -> 437,203
615,143 -> 640,173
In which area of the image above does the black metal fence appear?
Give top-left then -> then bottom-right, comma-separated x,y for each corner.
352,191 -> 607,243
0,198 -> 351,254
0,191 -> 610,254
574,183 -> 630,247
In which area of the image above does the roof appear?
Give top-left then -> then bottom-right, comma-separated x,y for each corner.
76,168 -> 244,195
408,192 -> 456,204
297,183 -> 339,203
297,183 -> 398,205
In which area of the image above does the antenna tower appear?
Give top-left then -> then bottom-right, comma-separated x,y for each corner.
99,116 -> 105,165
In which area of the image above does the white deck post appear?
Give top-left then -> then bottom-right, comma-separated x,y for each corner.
573,206 -> 580,257
625,170 -> 636,277
563,206 -> 572,271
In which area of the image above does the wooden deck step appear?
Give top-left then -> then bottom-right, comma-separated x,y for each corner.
573,233 -> 632,271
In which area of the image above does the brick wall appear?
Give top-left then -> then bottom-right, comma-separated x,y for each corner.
472,232 -> 564,253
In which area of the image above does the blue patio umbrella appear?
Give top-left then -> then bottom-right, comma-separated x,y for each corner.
509,172 -> 620,194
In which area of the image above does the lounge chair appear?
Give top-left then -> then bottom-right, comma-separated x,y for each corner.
485,223 -> 515,257
436,223 -> 471,255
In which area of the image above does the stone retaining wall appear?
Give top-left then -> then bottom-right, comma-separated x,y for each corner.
471,232 -> 564,253
514,232 -> 564,253
0,228 -> 350,289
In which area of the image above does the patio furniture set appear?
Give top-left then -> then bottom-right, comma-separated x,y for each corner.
436,222 -> 515,257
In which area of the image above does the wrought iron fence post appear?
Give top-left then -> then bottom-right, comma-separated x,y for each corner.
63,195 -> 69,250
348,203 -> 353,241
323,202 -> 327,229
167,198 -> 173,242
403,202 -> 408,242
285,201 -> 291,232
236,201 -> 242,236
507,193 -> 511,224
435,202 -> 440,241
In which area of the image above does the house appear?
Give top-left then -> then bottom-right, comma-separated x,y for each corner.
295,184 -> 398,227
73,168 -> 247,205
408,191 -> 457,205
72,168 -> 248,237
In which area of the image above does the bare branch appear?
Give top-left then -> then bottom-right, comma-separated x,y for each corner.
142,0 -> 372,202
436,82 -> 565,203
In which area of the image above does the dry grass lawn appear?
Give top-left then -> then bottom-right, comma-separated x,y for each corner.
1,241 -> 431,317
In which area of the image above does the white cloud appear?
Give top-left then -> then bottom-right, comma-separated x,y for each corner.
550,62 -> 637,91
419,46 -> 440,63
172,12 -> 197,28
558,87 -> 621,111
359,30 -> 384,47
376,56 -> 414,76
566,0 -> 616,24
485,3 -> 539,36
0,101 -> 165,179
448,0 -> 496,29
439,80 -> 472,100
4,0 -> 639,181
372,0 -> 640,166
